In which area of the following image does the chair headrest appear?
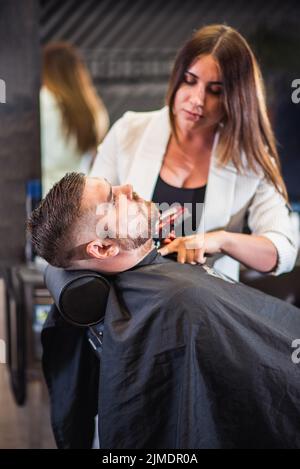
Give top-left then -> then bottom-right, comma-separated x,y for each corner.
44,264 -> 111,327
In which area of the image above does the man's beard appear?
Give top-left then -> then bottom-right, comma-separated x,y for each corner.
117,235 -> 150,251
94,191 -> 159,251
116,196 -> 159,251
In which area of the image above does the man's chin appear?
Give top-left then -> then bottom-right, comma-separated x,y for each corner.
135,199 -> 159,238
148,201 -> 160,236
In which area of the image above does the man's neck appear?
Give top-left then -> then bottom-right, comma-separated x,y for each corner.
74,240 -> 155,275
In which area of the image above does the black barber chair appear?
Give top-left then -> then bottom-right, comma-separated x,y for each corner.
45,265 -> 111,357
44,266 -> 111,448
240,265 -> 300,308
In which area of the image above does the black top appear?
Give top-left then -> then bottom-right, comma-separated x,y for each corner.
152,174 -> 206,237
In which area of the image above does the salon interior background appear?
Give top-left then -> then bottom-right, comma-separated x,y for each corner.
0,0 -> 300,265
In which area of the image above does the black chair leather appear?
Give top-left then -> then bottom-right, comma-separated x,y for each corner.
44,265 -> 111,359
44,265 -> 111,327
240,265 -> 300,308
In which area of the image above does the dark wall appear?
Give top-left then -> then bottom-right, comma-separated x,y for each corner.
39,0 -> 300,121
0,0 -> 41,263
39,0 -> 300,202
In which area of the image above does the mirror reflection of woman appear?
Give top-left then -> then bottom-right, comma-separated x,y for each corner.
91,25 -> 298,281
40,42 -> 109,196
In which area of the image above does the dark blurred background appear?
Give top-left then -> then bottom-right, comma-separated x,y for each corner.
39,0 -> 300,202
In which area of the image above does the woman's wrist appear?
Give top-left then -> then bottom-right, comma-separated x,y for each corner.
218,230 -> 230,253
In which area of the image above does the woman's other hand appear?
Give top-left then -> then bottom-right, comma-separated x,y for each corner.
158,231 -> 226,264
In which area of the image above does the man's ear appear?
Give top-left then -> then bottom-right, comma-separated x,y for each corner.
86,239 -> 119,259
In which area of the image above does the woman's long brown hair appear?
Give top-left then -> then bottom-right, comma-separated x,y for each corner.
167,25 -> 288,201
42,42 -> 109,155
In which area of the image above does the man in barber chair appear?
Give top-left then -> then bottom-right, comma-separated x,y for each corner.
28,173 -> 300,449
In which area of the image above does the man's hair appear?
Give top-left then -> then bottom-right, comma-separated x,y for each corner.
27,172 -> 86,267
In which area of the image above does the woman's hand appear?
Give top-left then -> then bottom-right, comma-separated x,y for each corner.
159,230 -> 278,272
158,231 -> 226,264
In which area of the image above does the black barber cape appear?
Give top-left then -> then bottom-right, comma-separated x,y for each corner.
41,307 -> 99,448
42,249 -> 300,449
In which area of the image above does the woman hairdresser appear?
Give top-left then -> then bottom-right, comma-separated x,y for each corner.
90,24 -> 298,281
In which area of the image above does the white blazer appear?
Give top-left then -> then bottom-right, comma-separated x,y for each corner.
91,107 -> 298,280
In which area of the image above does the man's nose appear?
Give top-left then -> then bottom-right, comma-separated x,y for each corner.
113,184 -> 133,200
